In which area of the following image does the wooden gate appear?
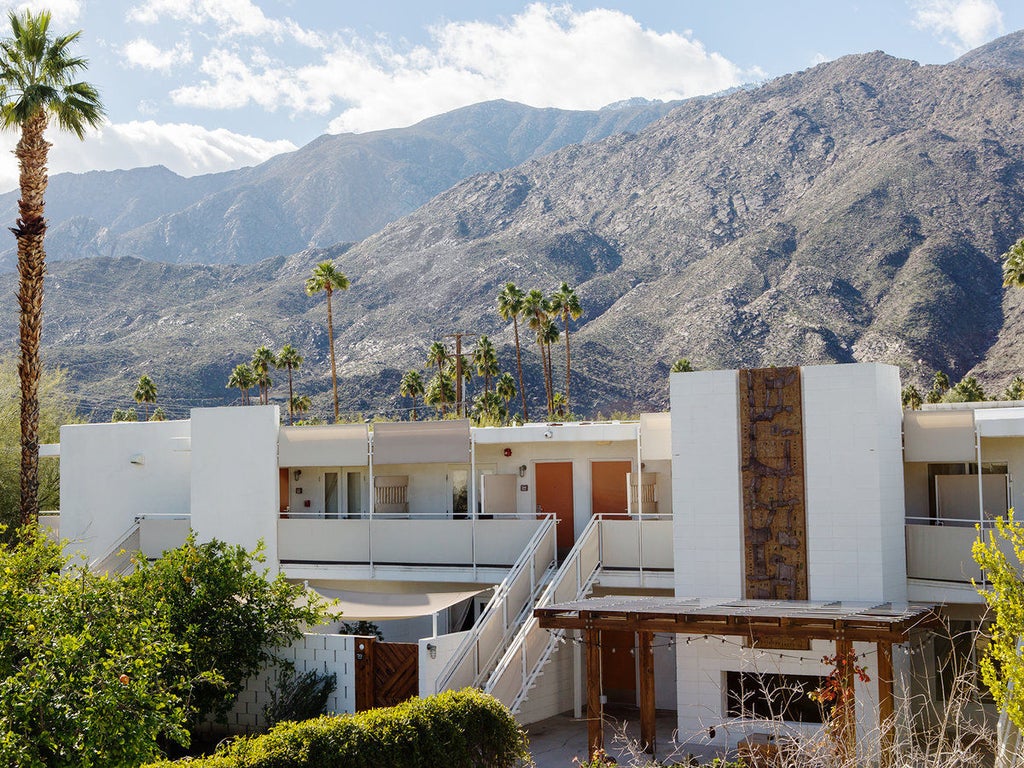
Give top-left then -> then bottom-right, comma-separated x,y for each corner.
354,636 -> 419,710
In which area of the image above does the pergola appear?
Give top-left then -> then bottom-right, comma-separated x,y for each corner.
534,596 -> 942,759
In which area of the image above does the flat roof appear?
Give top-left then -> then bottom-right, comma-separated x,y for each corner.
535,597 -> 942,643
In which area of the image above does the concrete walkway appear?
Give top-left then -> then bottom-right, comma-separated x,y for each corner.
525,709 -> 725,767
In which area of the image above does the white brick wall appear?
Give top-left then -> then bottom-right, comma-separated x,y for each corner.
199,633 -> 358,735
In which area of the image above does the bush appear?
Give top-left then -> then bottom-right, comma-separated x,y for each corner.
145,689 -> 530,768
126,534 -> 334,731
0,528 -> 189,767
263,668 -> 337,729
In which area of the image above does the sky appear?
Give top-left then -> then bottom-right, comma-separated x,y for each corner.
0,0 -> 1018,192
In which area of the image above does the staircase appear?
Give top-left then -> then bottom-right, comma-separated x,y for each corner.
484,513 -> 605,713
89,521 -> 141,576
433,514 -> 558,693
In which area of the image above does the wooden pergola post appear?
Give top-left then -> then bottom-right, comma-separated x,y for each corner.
835,635 -> 856,762
638,631 -> 656,754
584,616 -> 603,757
877,640 -> 895,767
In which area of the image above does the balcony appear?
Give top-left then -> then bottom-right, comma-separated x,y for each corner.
278,513 -> 550,582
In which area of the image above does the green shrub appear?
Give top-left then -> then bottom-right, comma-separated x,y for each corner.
263,667 -> 337,729
145,688 -> 530,768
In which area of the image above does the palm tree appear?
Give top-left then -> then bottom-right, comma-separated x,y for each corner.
424,370 -> 455,417
670,358 -> 695,373
496,371 -> 516,412
901,384 -> 922,411
399,369 -> 425,420
471,390 -> 506,426
927,370 -> 950,404
549,282 -> 582,411
305,261 -> 350,422
472,335 -> 500,393
523,289 -> 552,417
290,394 -> 312,420
226,363 -> 256,406
425,341 -> 449,416
497,283 -> 529,421
4,10 -> 103,525
150,406 -> 167,422
276,344 -> 303,425
251,346 -> 277,405
133,374 -> 157,420
1003,237 -> 1024,287
540,317 -> 560,417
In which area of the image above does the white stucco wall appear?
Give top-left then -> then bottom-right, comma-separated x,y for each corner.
671,369 -> 743,598
59,419 -> 192,563
190,406 -> 281,568
802,363 -> 907,602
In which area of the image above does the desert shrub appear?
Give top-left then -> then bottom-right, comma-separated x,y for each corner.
262,668 -> 337,729
145,688 -> 530,768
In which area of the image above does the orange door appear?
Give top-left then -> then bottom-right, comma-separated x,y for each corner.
591,460 -> 631,519
601,629 -> 637,704
279,468 -> 289,513
536,462 -> 574,552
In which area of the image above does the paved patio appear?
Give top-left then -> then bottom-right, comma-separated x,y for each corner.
525,708 -> 726,767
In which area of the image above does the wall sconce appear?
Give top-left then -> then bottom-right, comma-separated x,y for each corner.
519,465 -> 527,478
293,469 -> 302,481
543,429 -> 553,439
503,447 -> 512,457
129,453 -> 145,466
427,643 -> 437,659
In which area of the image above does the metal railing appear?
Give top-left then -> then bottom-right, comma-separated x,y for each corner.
484,513 -> 605,711
89,521 -> 141,576
434,514 -> 557,693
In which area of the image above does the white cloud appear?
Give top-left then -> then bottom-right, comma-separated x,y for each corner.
0,0 -> 82,24
123,37 -> 192,71
126,0 -> 324,46
170,3 -> 754,134
0,120 -> 296,192
911,0 -> 1004,54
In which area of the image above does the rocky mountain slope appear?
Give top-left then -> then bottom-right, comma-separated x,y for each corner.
0,99 -> 679,270
3,36 -> 1024,418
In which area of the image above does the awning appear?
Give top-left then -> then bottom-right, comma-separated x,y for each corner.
372,420 -> 471,465
640,413 -> 671,460
975,407 -> 1024,438
903,409 -> 975,462
279,424 -> 369,467
309,586 -> 484,620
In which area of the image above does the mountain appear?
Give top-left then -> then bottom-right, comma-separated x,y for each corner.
0,99 -> 680,270
954,29 -> 1024,70
4,38 -> 1024,418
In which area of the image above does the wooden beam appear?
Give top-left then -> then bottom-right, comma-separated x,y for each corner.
877,640 -> 894,768
584,622 -> 603,758
638,632 -> 656,755
835,636 -> 856,762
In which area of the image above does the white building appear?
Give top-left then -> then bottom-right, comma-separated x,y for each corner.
45,361 -> 1017,754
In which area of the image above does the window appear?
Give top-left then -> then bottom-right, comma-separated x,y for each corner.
725,671 -> 828,723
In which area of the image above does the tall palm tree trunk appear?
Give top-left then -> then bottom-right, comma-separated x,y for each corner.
563,313 -> 572,412
326,290 -> 339,422
538,339 -> 552,418
545,341 -> 555,415
16,111 -> 49,527
512,317 -> 528,421
287,365 -> 295,425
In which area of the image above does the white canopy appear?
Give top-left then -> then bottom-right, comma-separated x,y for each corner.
975,407 -> 1024,438
279,424 -> 369,467
372,420 -> 471,465
308,586 -> 484,620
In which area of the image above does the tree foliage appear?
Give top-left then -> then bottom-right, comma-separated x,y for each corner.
0,357 -> 76,534
974,509 -> 1024,731
126,534 -> 334,730
901,384 -> 922,410
0,528 -> 188,767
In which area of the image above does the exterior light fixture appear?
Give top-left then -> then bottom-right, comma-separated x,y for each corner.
427,643 -> 437,659
293,469 -> 302,480
543,429 -> 553,439
519,464 -> 527,478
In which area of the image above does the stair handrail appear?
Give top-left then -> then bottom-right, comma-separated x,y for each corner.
89,519 -> 142,575
484,514 -> 605,709
434,513 -> 557,694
